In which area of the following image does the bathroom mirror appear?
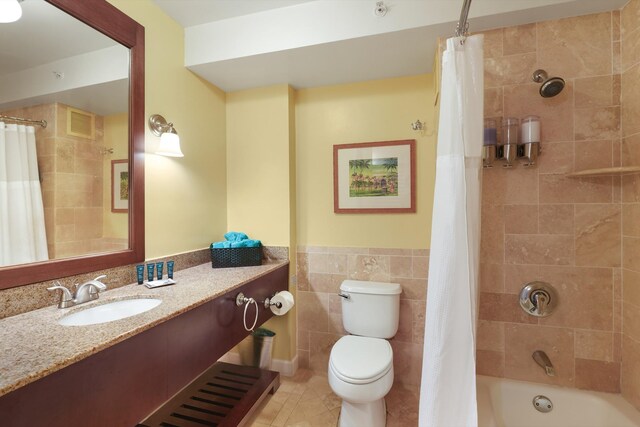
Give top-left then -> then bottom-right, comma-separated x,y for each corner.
0,0 -> 144,288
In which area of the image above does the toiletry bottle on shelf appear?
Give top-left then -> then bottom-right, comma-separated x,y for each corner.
501,117 -> 519,167
483,118 -> 498,167
520,115 -> 541,166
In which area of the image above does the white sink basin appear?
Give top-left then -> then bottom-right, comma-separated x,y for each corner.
58,298 -> 162,326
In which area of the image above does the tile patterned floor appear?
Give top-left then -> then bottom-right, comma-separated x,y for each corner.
246,369 -> 420,427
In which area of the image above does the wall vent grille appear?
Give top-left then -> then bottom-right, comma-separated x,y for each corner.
66,107 -> 95,139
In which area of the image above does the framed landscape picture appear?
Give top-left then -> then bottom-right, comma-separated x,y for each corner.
333,139 -> 416,213
111,159 -> 129,213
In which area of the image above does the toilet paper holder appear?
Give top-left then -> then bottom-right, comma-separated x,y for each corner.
263,295 -> 283,309
235,292 -> 283,310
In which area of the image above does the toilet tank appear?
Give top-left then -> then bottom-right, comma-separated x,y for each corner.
340,280 -> 402,339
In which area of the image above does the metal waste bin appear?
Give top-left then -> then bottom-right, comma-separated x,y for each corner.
239,328 -> 275,370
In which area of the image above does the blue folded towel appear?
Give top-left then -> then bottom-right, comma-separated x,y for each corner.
212,241 -> 232,248
245,239 -> 261,247
211,232 -> 261,249
230,239 -> 261,248
224,231 -> 248,242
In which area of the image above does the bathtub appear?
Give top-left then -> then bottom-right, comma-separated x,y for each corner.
477,375 -> 640,427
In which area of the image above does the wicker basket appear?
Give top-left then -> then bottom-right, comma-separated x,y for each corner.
210,245 -> 262,268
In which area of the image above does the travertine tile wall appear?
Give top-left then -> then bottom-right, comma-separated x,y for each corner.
1,103 -> 114,259
296,247 -> 429,386
621,0 -> 640,410
477,11 -> 625,393
48,103 -> 108,259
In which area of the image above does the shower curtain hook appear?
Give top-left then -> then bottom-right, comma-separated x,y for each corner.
455,0 -> 472,44
459,22 -> 469,45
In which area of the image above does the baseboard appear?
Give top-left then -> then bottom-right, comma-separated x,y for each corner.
218,352 -> 298,377
272,355 -> 298,376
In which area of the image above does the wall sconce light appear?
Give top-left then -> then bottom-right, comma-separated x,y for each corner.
0,0 -> 23,23
148,114 -> 183,157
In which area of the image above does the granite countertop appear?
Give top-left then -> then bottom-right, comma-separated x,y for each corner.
0,260 -> 288,397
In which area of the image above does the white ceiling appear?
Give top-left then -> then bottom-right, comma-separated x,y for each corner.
153,0 -> 630,92
0,0 -> 117,75
0,80 -> 128,117
1,0 -> 631,116
152,0 -> 317,27
0,0 -> 128,116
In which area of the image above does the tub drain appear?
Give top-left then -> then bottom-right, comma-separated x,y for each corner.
533,395 -> 553,413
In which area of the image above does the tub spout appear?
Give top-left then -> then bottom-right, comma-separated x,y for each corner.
532,350 -> 555,377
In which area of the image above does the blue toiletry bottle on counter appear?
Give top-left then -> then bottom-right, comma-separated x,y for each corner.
156,262 -> 164,280
167,261 -> 175,279
136,265 -> 144,284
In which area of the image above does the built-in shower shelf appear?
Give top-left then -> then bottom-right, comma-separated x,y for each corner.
566,166 -> 640,178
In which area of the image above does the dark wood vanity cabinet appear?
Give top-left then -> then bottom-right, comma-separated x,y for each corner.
0,264 -> 289,427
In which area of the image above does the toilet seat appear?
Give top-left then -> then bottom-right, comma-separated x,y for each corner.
329,335 -> 393,385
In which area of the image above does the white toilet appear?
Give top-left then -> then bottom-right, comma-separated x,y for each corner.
328,279 -> 402,427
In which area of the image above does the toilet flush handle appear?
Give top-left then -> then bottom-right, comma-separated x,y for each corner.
338,292 -> 350,300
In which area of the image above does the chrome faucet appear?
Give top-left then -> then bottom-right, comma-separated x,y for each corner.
532,350 -> 555,377
47,283 -> 74,308
48,275 -> 107,309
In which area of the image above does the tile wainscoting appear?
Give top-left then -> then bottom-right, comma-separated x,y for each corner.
296,246 -> 429,386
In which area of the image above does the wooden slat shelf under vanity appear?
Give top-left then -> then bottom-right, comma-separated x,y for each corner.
566,166 -> 640,178
139,362 -> 279,427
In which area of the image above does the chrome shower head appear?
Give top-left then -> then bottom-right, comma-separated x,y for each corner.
540,77 -> 565,98
532,69 -> 565,98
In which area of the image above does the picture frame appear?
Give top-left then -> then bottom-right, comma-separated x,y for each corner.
333,139 -> 416,213
111,159 -> 129,213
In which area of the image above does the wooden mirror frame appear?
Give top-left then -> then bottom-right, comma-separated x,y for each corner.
0,0 -> 145,289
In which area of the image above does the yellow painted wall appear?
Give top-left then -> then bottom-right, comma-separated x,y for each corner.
103,113 -> 128,239
108,0 -> 227,259
226,85 -> 292,245
296,74 -> 436,249
101,1 -> 435,364
226,85 -> 297,360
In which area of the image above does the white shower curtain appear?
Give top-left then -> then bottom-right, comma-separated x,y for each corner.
419,34 -> 483,427
0,122 -> 48,266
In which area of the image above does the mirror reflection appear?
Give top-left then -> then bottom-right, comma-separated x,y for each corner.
0,0 -> 130,268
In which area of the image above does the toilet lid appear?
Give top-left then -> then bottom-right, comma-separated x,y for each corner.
329,335 -> 393,385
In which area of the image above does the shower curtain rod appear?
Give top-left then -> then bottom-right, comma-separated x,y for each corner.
0,114 -> 47,128
455,0 -> 472,37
